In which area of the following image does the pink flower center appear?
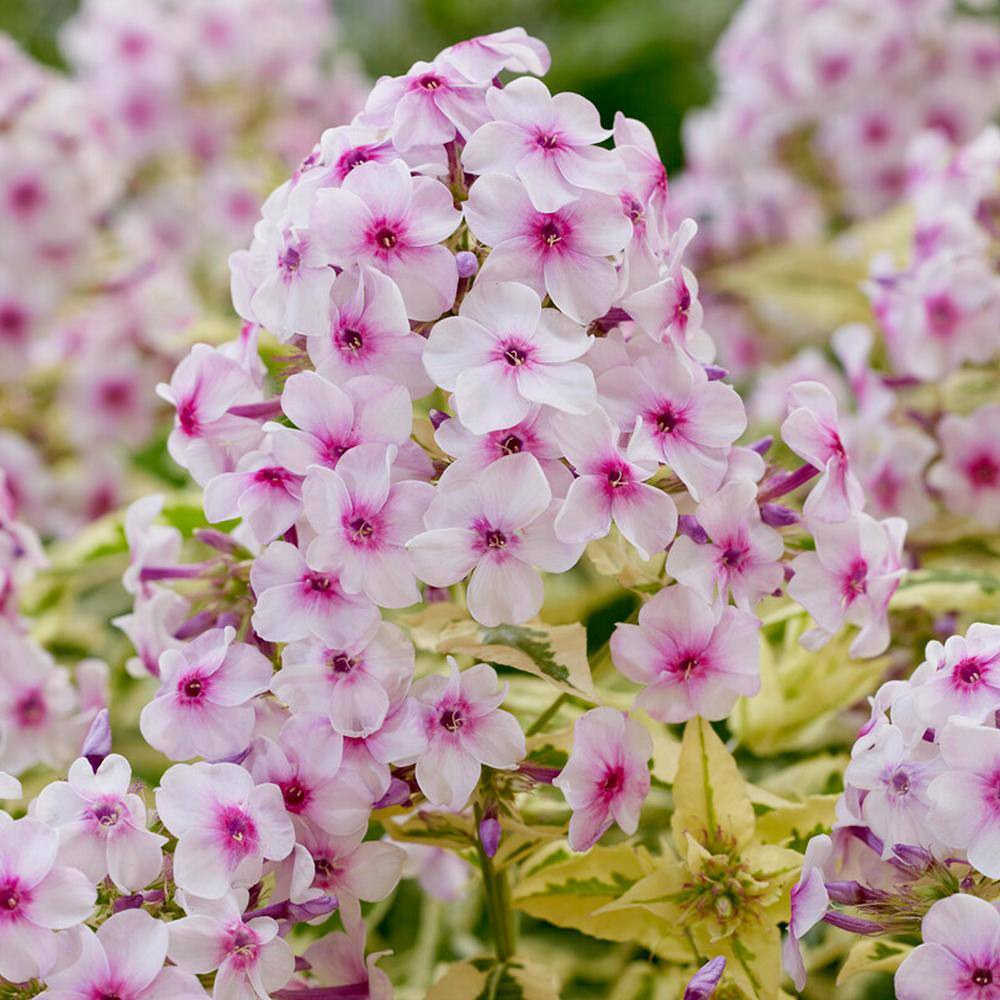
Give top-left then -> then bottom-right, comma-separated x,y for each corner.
278,245 -> 301,274
91,799 -> 123,828
967,454 -> 1000,490
281,780 -> 309,812
669,653 -> 702,680
606,464 -> 631,489
326,652 -> 357,674
439,707 -> 465,732
654,405 -> 681,434
254,467 -> 294,489
227,923 -> 261,968
8,179 -> 44,215
843,560 -> 868,601
924,293 -> 959,337
973,968 -> 994,986
374,226 -> 398,250
313,856 -> 341,884
179,673 -> 208,701
535,215 -> 568,251
339,328 -> 364,354
954,657 -> 985,687
0,881 -> 22,917
600,766 -> 625,794
338,147 -> 372,176
348,517 -> 375,542
498,434 -> 522,455
674,282 -> 691,321
486,529 -> 507,549
177,397 -> 200,436
304,571 -> 335,594
720,543 -> 749,571
535,131 -> 562,151
503,347 -> 528,366
0,304 -> 27,342
15,689 -> 45,727
417,74 -> 442,91
890,770 -> 910,795
219,806 -> 258,857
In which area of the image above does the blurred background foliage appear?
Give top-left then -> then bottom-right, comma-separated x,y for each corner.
0,0 -> 739,174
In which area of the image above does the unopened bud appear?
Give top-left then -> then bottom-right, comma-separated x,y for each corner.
82,709 -> 112,771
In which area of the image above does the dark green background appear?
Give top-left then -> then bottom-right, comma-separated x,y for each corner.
0,0 -> 738,173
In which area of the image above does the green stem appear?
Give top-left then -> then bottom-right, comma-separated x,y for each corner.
474,804 -> 517,961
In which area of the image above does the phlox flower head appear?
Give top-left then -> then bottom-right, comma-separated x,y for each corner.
412,659 -> 525,811
553,707 -> 651,852
34,753 -> 165,893
610,584 -> 761,723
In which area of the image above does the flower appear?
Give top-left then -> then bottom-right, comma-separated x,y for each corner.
462,76 -> 625,211
928,404 -> 1000,528
155,761 -> 295,898
34,754 -> 165,893
598,343 -> 746,500
894,893 -> 1000,1000
911,623 -> 1000,729
438,27 -> 550,83
303,443 -> 434,608
782,834 -> 832,991
268,369 -> 412,475
423,279 -> 596,433
139,627 -> 273,762
247,713 -> 371,837
787,512 -> 906,657
310,158 -> 461,320
844,724 -> 942,859
249,540 -> 379,648
0,816 -> 95,984
302,920 -> 393,1000
553,707 -> 651,852
781,381 -> 864,523
665,477 -> 783,611
929,720 -> 1000,878
464,173 -> 631,323
272,622 -> 414,739
610,585 -> 761,722
407,452 -> 583,626
412,659 -> 525,811
42,908 -> 207,1000
552,406 -> 678,559
167,890 -> 295,1000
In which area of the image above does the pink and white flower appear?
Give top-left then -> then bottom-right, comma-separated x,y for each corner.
203,452 -> 303,545
665,477 -> 784,610
42,909 -> 206,1000
407,452 -> 583,626
598,344 -> 746,500
438,28 -> 550,83
894,893 -> 1000,1000
610,584 -> 761,722
787,512 -> 906,658
167,890 -> 295,1000
249,540 -> 379,648
303,920 -> 393,1000
360,59 -> 489,150
781,381 -> 865,523
552,707 -> 651,852
303,443 -> 434,608
310,159 -> 461,321
412,659 -> 525,811
782,834 -> 832,992
462,77 -> 625,212
155,761 -> 295,898
139,627 -> 273,762
268,370 -> 412,475
464,173 -> 631,324
423,280 -> 596,433
552,407 -> 678,559
33,754 -> 165,893
306,265 -> 433,397
929,720 -> 1000,878
912,624 -> 1000,730
247,713 -> 371,837
272,623 -> 414,739
928,404 -> 1000,529
0,816 -> 95,984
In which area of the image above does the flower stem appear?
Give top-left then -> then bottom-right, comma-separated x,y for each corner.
474,803 -> 516,961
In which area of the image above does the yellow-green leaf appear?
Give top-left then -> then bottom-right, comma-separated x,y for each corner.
837,938 -> 913,985
427,957 -> 561,1000
672,718 -> 755,853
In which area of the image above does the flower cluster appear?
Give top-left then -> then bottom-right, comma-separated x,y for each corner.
672,0 -> 1000,264
785,619 -> 1000,996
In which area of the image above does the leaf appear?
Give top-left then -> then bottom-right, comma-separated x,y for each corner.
836,938 -> 913,985
427,956 -> 561,1000
439,619 -> 598,702
891,566 -> 1000,614
513,844 -> 687,961
672,719 -> 755,854
381,809 -> 474,851
753,795 -> 839,848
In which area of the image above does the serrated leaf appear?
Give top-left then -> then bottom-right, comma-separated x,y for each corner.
672,718 -> 755,854
836,937 -> 913,985
382,808 -> 474,851
752,794 -> 838,848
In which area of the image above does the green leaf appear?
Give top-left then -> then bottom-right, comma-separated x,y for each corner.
427,957 -> 560,1000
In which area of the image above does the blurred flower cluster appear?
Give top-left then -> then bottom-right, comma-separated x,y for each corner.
0,0 -> 363,535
